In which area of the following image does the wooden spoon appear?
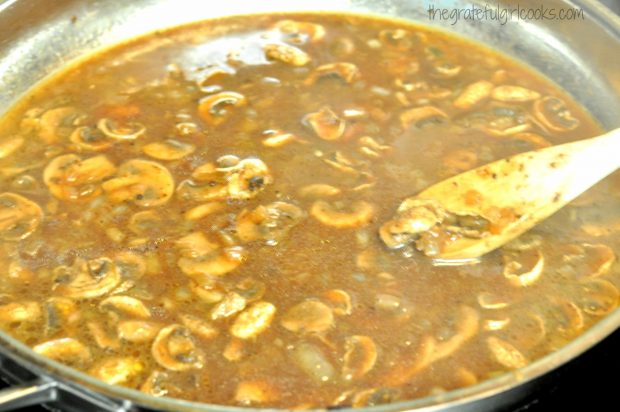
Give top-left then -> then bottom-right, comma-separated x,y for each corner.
407,128 -> 620,261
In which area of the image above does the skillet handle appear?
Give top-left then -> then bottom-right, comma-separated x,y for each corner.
0,380 -> 57,411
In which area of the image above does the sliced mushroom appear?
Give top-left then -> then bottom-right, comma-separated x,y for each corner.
90,357 -> 144,385
143,139 -> 195,161
87,321 -> 120,350
323,289 -> 352,316
102,159 -> 174,207
230,301 -> 276,339
305,63 -> 359,85
151,324 -> 204,371
261,129 -> 306,147
291,341 -> 335,382
114,252 -> 147,280
177,179 -> 229,203
118,320 -> 161,343
379,29 -> 414,50
486,336 -> 528,369
44,297 -> 79,333
0,192 -> 43,241
0,136 -> 24,159
400,106 -> 448,130
234,278 -> 266,303
533,96 -> 579,132
197,91 -> 247,127
453,81 -> 494,109
477,292 -> 510,310
310,200 -> 374,229
379,198 -> 445,249
281,300 -> 334,334
236,201 -> 305,244
184,202 -> 225,221
272,19 -> 326,44
298,183 -> 341,198
178,246 -> 246,280
492,85 -> 541,103
503,247 -> 545,287
44,154 -> 116,202
210,292 -> 247,320
0,301 -> 42,323
179,314 -> 218,340
39,107 -> 79,143
97,118 -> 145,140
33,338 -> 91,365
342,335 -> 377,380
264,43 -> 310,66
221,158 -> 273,200
302,107 -> 346,141
70,126 -> 113,151
54,257 -> 121,300
100,295 -> 151,319
235,380 -> 278,405
578,279 -> 619,316
560,243 -> 615,279
189,280 -> 225,304
546,297 -> 584,337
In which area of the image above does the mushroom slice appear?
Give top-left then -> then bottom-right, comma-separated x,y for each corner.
281,300 -> 334,334
210,292 -> 247,320
302,107 -> 346,141
184,202 -> 225,221
298,183 -> 341,198
152,325 -> 204,371
97,118 -> 145,140
533,96 -> 580,132
219,158 -> 273,200
501,312 -> 546,349
379,28 -> 413,50
379,198 -> 445,249
502,247 -> 545,287
39,106 -> 79,143
178,246 -> 246,280
323,289 -> 352,316
400,106 -> 448,130
348,388 -> 401,407
236,201 -> 305,244
102,159 -> 174,207
453,81 -> 494,109
197,91 -> 247,127
561,243 -> 615,278
477,292 -> 510,310
114,252 -> 147,281
128,210 -> 162,236
235,380 -> 279,405
177,179 -> 229,202
272,19 -> 326,44
0,301 -> 42,323
90,357 -> 144,385
264,43 -> 310,66
87,322 -> 120,350
261,130 -> 306,148
230,301 -> 276,339
189,280 -> 225,304
342,335 -> 377,380
492,85 -> 541,103
0,193 -> 43,241
44,297 -> 79,332
305,63 -> 360,85
54,257 -> 121,300
140,371 -> 179,398
311,200 -> 375,229
70,126 -> 113,151
44,154 -> 116,202
143,139 -> 195,161
578,279 -> 620,316
291,342 -> 335,382
486,336 -> 528,369
179,314 -> 218,340
100,295 -> 151,319
33,338 -> 91,365
0,136 -> 24,159
546,297 -> 584,337
118,321 -> 161,343
234,278 -> 266,303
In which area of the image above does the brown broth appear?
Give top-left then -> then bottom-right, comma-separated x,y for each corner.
0,12 -> 618,409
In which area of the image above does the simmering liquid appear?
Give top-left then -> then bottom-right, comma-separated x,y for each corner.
0,13 -> 618,408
